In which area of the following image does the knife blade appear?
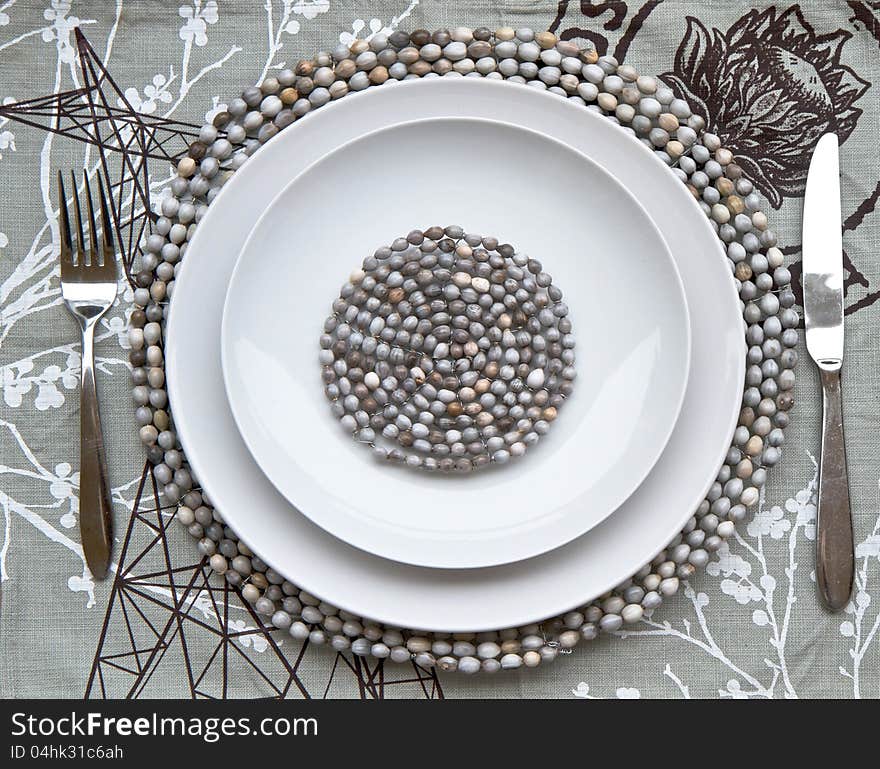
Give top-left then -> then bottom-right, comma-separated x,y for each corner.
802,132 -> 853,612
803,132 -> 844,369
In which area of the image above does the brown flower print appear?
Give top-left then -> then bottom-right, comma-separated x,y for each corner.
847,1 -> 880,46
549,1 -> 663,61
661,6 -> 869,208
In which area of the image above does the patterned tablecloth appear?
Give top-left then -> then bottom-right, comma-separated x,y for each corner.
1,0 -> 878,700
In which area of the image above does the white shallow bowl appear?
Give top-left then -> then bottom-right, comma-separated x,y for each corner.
167,78 -> 744,631
221,116 -> 690,569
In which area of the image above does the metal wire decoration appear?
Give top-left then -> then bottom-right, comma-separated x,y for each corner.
0,27 -> 203,288
85,462 -> 443,700
2,27 -> 443,700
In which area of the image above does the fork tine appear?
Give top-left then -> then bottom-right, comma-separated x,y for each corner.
70,170 -> 86,266
83,170 -> 99,267
95,175 -> 118,279
57,171 -> 73,274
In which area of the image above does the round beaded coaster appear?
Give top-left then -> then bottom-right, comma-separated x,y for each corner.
321,226 -> 575,473
129,25 -> 798,673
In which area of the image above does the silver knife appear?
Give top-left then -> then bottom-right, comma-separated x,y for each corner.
802,132 -> 854,611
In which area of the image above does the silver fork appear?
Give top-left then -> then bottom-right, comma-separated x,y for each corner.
58,170 -> 116,579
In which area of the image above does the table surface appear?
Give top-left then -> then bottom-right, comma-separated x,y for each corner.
1,0 -> 878,699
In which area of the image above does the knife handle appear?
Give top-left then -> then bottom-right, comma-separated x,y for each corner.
816,367 -> 854,611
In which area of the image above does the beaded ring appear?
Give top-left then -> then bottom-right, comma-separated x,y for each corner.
128,25 -> 798,673
322,226 -> 575,472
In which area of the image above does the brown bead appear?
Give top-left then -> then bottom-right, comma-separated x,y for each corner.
153,409 -> 169,431
398,431 -> 414,447
581,49 -> 599,64
776,392 -> 794,412
187,141 -> 207,160
468,40 -> 492,58
726,195 -> 745,215
543,406 -> 558,421
398,46 -> 420,65
369,65 -> 389,84
280,87 -> 298,105
745,435 -> 763,456
410,29 -> 431,46
335,59 -> 356,79
295,59 -> 314,76
249,572 -> 268,590
212,111 -> 231,128
447,402 -> 463,417
715,177 -> 734,197
388,287 -> 405,303
734,262 -> 752,281
536,31 -> 557,49
130,309 -> 146,328
408,60 -> 431,76
725,162 -> 743,180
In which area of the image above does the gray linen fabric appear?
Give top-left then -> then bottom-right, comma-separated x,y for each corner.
1,0 -> 878,699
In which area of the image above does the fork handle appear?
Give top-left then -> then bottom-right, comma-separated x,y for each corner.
816,367 -> 854,611
80,321 -> 113,579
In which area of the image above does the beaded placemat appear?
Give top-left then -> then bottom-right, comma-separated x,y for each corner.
128,25 -> 797,674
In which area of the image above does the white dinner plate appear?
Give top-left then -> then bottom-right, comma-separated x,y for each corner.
167,78 -> 744,631
221,116 -> 690,569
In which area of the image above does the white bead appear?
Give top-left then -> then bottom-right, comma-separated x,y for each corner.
500,653 -> 523,669
364,371 -> 380,389
289,621 -> 309,640
740,486 -> 759,506
526,369 -> 545,388
389,645 -> 411,663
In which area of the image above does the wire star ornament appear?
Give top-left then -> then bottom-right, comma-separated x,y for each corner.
0,27 -> 203,288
